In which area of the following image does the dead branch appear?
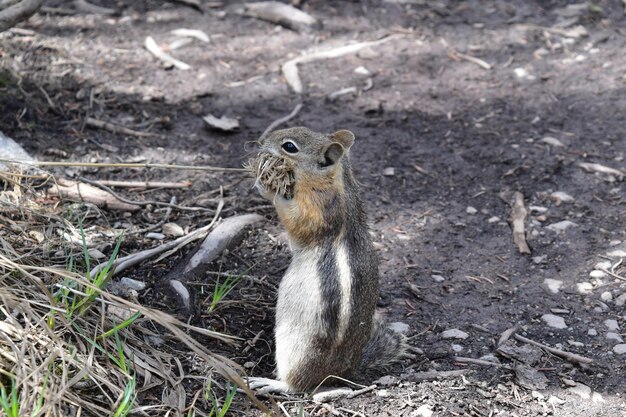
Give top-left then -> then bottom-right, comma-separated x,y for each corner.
145,36 -> 191,70
89,200 -> 224,279
47,179 -> 140,211
282,35 -> 402,94
514,334 -> 593,365
0,0 -> 43,33
511,191 -> 531,254
85,117 -> 154,138
259,102 -> 303,141
239,1 -> 318,32
91,180 -> 192,189
0,159 -> 248,173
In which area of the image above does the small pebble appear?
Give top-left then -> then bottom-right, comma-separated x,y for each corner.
576,282 -> 593,295
542,314 -> 567,329
451,344 -> 463,352
606,332 -> 624,343
604,319 -> 619,331
529,205 -> 548,213
594,260 -> 612,270
383,167 -> 395,176
354,66 -> 370,75
607,250 -> 626,257
162,222 -> 185,237
88,248 -> 106,260
243,361 -> 256,369
568,383 -> 591,400
487,216 -> 501,223
120,277 -> 146,291
600,291 -> 613,302
389,322 -> 410,334
613,344 -> 626,355
615,293 -> 626,307
540,136 -> 565,147
431,274 -> 445,283
146,232 -> 165,240
373,375 -> 397,386
590,270 -> 607,279
588,328 -> 598,336
546,220 -> 578,232
441,329 -> 469,339
479,354 -> 500,364
550,191 -> 574,204
532,390 -> 545,400
414,405 -> 434,417
376,389 -> 390,397
567,340 -> 584,347
543,279 -> 563,294
466,206 -> 478,215
533,255 -> 547,264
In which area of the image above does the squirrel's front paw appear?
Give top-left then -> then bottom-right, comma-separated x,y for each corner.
246,377 -> 291,395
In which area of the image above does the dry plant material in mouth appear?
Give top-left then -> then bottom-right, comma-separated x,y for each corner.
248,152 -> 296,199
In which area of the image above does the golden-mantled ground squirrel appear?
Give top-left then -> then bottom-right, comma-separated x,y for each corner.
248,127 -> 409,393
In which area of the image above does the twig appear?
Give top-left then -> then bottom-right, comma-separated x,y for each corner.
76,176 -> 212,212
454,356 -> 506,368
511,191 -> 531,254
347,384 -> 376,399
450,50 -> 492,70
0,159 -> 248,173
514,334 -> 593,365
145,36 -> 191,70
599,268 -> 626,282
90,180 -> 192,189
89,200 -> 223,278
282,35 -> 402,93
578,162 -> 625,180
0,0 -> 43,33
408,369 -> 469,382
85,117 -> 154,138
259,102 -> 303,141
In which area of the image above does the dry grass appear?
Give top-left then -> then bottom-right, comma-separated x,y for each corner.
247,153 -> 296,200
0,165 -> 268,416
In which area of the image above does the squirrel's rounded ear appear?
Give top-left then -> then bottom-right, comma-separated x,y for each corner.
322,143 -> 345,167
330,130 -> 355,150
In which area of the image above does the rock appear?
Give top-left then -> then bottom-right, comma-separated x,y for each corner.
567,340 -> 584,347
354,66 -> 370,75
515,364 -> 548,390
592,392 -> 604,403
546,220 -> 578,232
514,67 -> 528,78
202,114 -> 239,131
529,205 -> 548,213
594,260 -> 612,270
550,191 -> 574,204
413,405 -> 434,417
615,293 -> 626,307
389,322 -> 410,334
431,274 -> 445,283
590,270 -> 607,279
376,389 -> 390,397
588,328 -> 597,336
606,332 -> 624,343
497,340 -> 543,365
120,277 -> 146,291
607,249 -> 626,258
466,206 -> 477,214
487,216 -> 501,223
108,305 -> 135,321
533,255 -> 547,264
373,375 -> 397,386
548,395 -> 566,405
479,354 -> 500,364
576,282 -> 593,295
542,314 -> 567,329
162,222 -> 185,237
532,390 -> 545,400
540,136 -> 566,147
88,248 -> 106,260
451,344 -> 463,352
604,319 -> 619,331
543,279 -> 563,294
568,383 -> 591,400
243,361 -> 256,369
441,329 -> 469,339
0,131 -> 35,169
382,167 -> 395,176
600,291 -> 613,302
146,232 -> 165,240
613,344 -> 626,354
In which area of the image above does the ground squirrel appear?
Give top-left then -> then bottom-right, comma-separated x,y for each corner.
248,127 -> 409,393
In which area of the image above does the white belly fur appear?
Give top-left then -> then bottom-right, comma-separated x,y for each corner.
275,247 -> 322,380
275,243 -> 353,381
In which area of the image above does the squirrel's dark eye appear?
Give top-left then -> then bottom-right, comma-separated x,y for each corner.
282,141 -> 298,154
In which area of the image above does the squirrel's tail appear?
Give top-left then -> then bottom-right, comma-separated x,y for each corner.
359,315 -> 413,372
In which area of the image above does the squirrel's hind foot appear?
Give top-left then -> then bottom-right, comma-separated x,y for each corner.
246,377 -> 291,395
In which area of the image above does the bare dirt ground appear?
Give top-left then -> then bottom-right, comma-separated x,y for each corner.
1,0 -> 626,416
